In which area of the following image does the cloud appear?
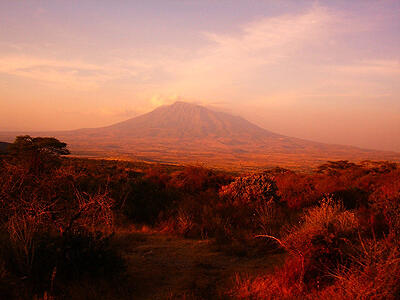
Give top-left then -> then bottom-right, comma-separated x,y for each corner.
0,56 -> 106,89
203,5 -> 331,61
149,94 -> 182,107
164,6 -> 336,96
334,59 -> 400,76
0,55 -> 155,90
0,4 -> 398,105
0,6 -> 333,94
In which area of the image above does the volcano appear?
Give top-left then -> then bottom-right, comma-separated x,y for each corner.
1,102 -> 399,170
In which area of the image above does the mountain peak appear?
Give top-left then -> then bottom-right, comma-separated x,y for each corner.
170,101 -> 196,106
163,101 -> 206,112
101,101 -> 276,140
163,101 -> 203,109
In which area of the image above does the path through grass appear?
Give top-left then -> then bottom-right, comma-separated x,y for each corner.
113,230 -> 284,299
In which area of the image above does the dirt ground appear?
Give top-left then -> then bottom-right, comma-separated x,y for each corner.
113,230 -> 284,299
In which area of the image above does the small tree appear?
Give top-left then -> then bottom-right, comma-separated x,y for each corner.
9,135 -> 70,173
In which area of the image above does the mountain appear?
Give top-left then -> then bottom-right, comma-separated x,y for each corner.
0,102 -> 399,170
75,101 -> 278,142
101,101 -> 278,139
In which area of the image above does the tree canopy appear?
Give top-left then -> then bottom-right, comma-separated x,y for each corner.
9,135 -> 70,173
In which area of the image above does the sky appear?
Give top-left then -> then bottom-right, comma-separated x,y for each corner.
0,0 -> 399,151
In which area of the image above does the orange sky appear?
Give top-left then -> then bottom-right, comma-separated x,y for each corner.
0,1 -> 399,151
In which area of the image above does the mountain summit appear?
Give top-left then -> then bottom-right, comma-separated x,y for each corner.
98,101 -> 279,140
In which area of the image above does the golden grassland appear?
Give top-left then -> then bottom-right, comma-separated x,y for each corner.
1,138 -> 400,299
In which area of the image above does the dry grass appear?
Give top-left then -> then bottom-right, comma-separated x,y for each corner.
230,198 -> 362,299
2,151 -> 400,299
283,197 -> 359,252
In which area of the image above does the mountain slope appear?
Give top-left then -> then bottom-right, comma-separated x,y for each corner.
78,101 -> 278,140
0,102 -> 399,169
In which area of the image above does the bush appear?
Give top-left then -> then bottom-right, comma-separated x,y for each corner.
219,173 -> 279,206
121,177 -> 177,224
325,238 -> 400,299
283,198 -> 358,287
369,176 -> 400,238
0,143 -> 125,298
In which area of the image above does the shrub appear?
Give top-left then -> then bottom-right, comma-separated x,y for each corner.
246,197 -> 359,297
331,187 -> 369,210
121,177 -> 176,224
170,166 -> 231,194
283,197 -> 358,286
369,176 -> 400,238
331,239 -> 400,299
0,229 -> 124,298
219,173 -> 279,206
0,145 -> 125,298
274,172 -> 318,208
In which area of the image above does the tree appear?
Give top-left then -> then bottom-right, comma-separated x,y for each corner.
9,135 -> 70,173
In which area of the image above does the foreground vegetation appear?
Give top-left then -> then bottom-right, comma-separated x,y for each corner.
0,136 -> 399,299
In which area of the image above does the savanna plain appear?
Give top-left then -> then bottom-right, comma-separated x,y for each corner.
1,136 -> 400,299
